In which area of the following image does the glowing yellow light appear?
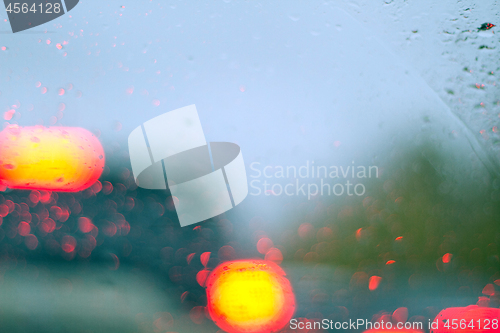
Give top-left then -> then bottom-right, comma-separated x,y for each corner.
206,260 -> 295,333
0,125 -> 104,191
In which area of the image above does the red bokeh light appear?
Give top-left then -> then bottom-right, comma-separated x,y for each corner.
17,221 -> 31,236
61,235 -> 77,253
369,276 -> 382,291
257,237 -> 274,254
78,217 -> 94,233
39,218 -> 56,233
24,234 -> 38,250
442,253 -> 452,263
200,252 -> 211,267
265,247 -> 283,264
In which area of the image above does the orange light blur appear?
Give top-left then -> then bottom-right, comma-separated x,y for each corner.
0,125 -> 104,191
205,260 -> 296,333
